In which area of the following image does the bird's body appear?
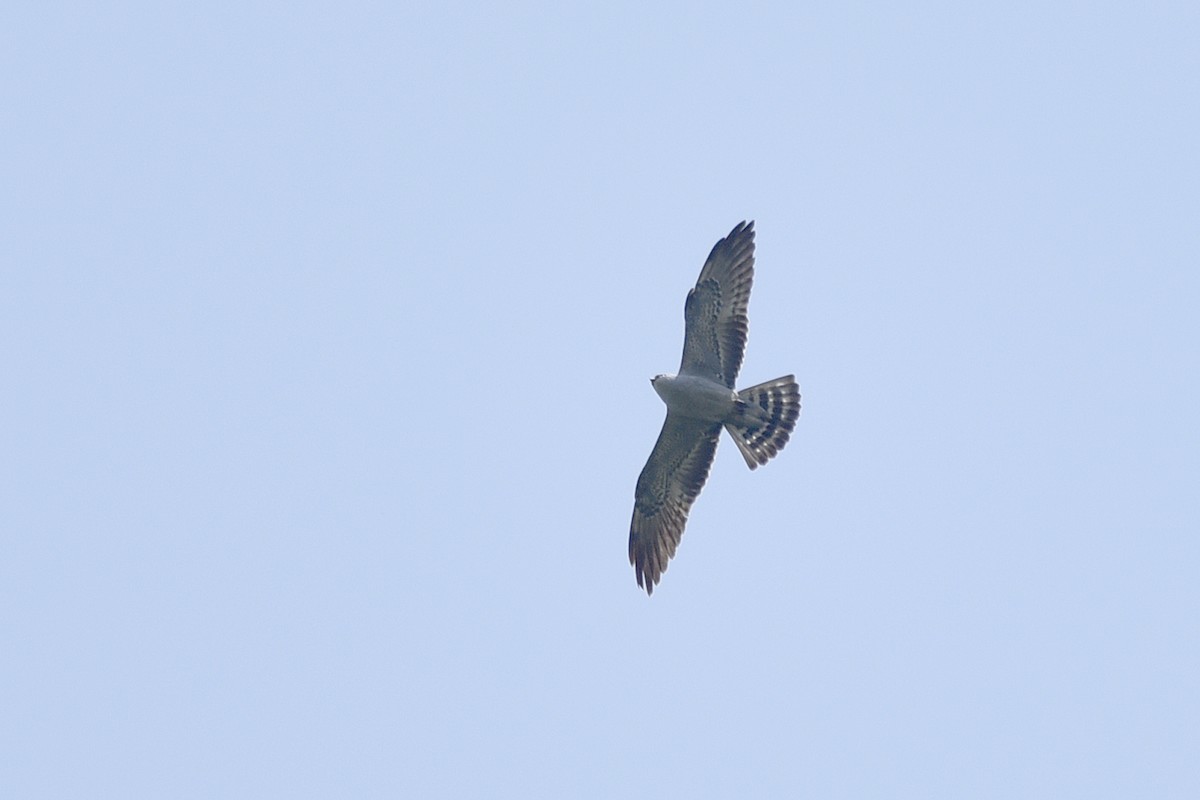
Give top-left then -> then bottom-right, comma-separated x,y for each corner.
650,373 -> 739,422
629,221 -> 801,595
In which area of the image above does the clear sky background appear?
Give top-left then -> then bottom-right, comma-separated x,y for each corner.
4,2 -> 1198,797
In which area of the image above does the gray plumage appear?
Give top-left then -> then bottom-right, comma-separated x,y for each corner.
629,221 -> 801,595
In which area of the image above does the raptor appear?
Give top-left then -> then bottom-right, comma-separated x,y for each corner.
629,221 -> 801,594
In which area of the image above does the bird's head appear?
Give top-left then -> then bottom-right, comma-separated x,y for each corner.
650,373 -> 675,403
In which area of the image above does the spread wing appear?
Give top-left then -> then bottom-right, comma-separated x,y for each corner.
678,220 -> 755,388
629,414 -> 722,595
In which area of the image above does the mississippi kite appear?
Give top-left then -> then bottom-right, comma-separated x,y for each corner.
629,221 -> 801,594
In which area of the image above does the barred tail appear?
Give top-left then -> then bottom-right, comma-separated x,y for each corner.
725,376 -> 801,470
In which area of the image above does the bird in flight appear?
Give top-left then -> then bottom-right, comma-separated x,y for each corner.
629,221 -> 800,595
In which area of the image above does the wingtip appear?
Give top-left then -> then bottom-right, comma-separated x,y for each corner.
634,567 -> 658,596
730,219 -> 754,238
630,546 -> 655,596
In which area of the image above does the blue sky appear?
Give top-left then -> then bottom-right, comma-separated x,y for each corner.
4,2 -> 1198,797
